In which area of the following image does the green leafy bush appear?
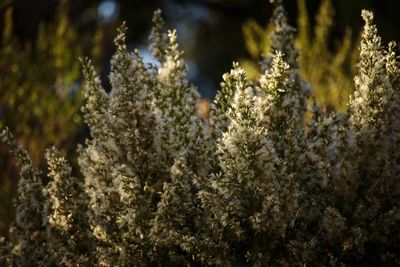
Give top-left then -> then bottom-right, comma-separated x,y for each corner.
1,3 -> 400,266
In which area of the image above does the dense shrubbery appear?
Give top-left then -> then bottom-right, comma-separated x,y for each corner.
1,1 -> 400,266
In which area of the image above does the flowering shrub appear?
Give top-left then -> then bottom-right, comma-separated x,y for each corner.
1,2 -> 400,266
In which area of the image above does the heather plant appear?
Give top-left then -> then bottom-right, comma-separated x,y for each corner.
1,3 -> 400,266
242,0 -> 357,112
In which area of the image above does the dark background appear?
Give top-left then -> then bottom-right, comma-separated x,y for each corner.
1,0 -> 400,97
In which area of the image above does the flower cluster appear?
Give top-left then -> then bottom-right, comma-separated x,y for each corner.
1,4 -> 400,266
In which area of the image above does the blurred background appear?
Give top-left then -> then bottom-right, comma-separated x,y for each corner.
0,0 -> 399,235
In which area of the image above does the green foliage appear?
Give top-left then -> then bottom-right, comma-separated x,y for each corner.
0,5 -> 81,160
242,0 -> 357,112
0,3 -> 100,235
2,5 -> 400,266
